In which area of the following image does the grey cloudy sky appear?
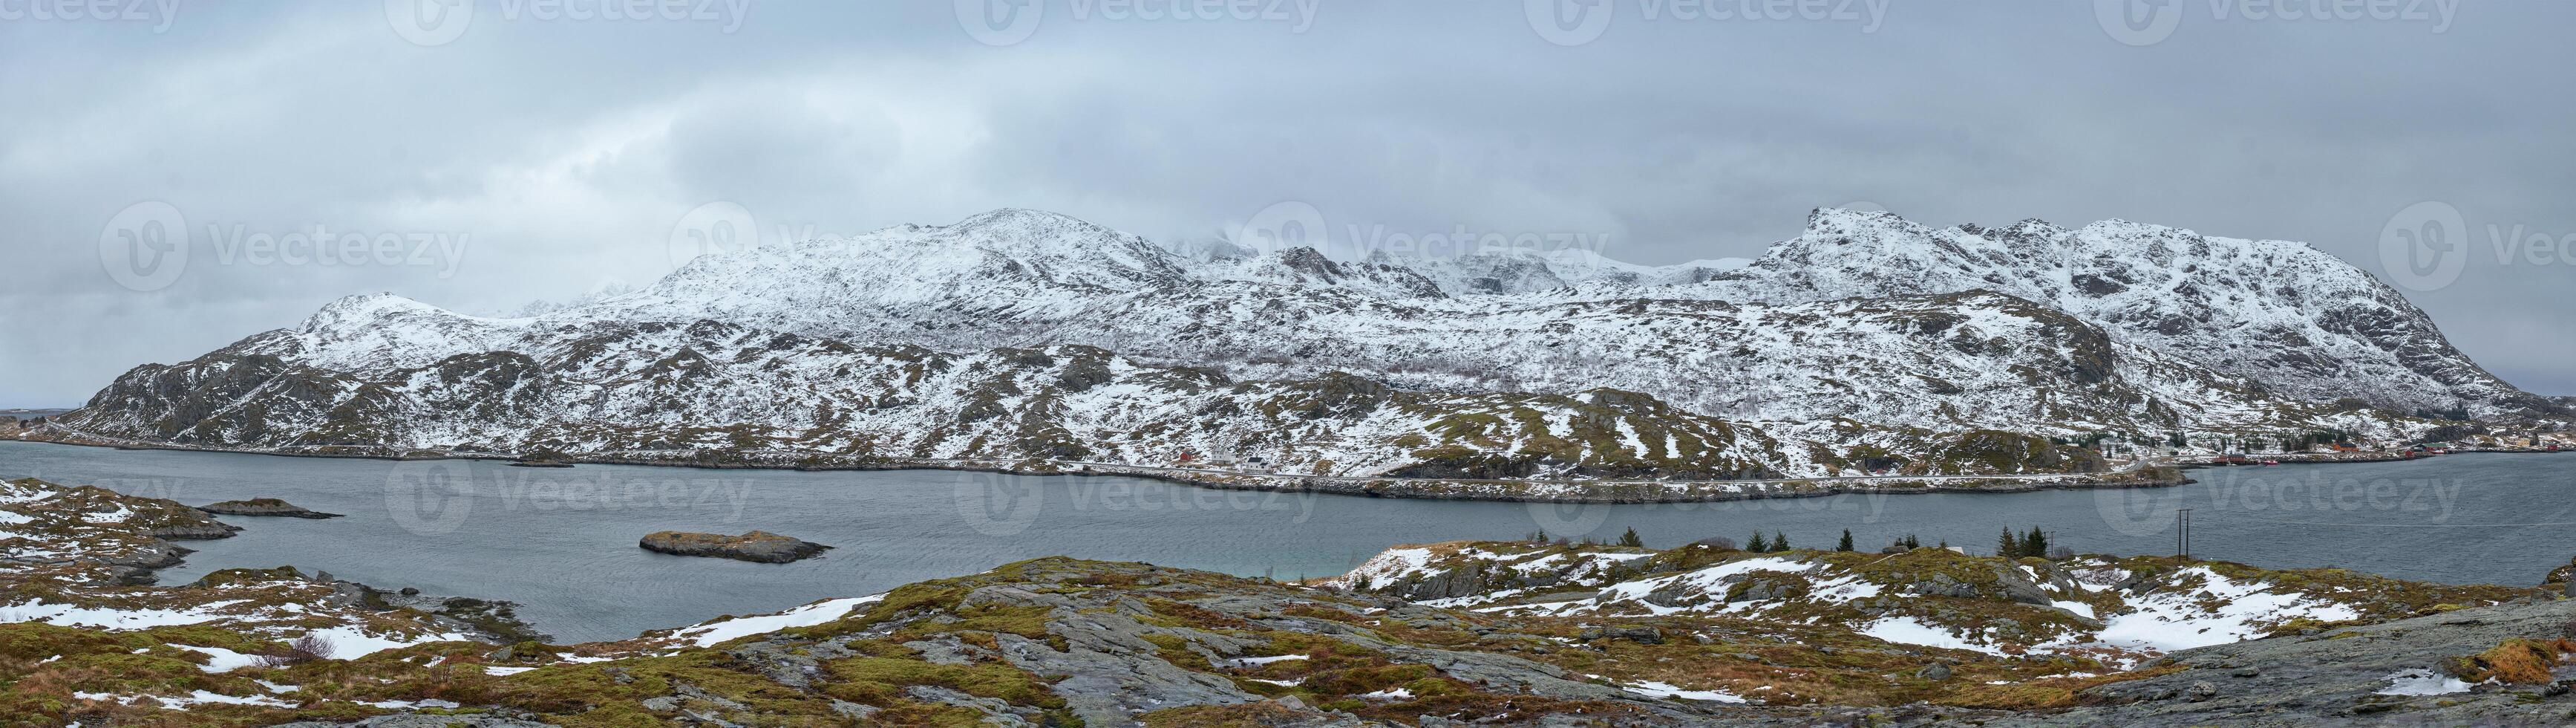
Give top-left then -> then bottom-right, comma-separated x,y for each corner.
4,1 -> 2572,406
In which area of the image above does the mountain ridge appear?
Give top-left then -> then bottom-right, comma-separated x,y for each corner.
39,207 -> 2557,483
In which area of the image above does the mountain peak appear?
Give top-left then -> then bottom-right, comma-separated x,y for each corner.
308,292 -> 443,324
947,208 -> 1105,235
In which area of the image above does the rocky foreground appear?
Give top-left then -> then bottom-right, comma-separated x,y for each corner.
5,477 -> 2576,726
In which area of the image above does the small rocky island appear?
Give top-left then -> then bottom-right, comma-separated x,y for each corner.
196,498 -> 343,519
638,530 -> 831,564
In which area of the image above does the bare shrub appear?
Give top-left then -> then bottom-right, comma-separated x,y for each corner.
258,634 -> 336,667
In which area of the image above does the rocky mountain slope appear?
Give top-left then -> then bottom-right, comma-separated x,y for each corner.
42,207 -> 2546,481
1672,209 -> 2556,419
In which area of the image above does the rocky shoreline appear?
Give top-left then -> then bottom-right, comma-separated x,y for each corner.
10,431 -> 2196,504
1,477 -> 542,643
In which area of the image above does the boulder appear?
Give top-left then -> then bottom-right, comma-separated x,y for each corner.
639,530 -> 832,564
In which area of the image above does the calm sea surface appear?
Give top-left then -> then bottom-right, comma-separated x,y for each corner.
4,441 -> 2569,642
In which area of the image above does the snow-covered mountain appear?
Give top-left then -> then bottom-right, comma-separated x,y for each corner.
52,207 -> 2547,478
1676,209 -> 2547,418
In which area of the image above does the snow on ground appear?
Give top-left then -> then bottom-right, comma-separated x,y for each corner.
1338,547 -> 1436,589
303,625 -> 480,660
2376,669 -> 2477,696
669,595 -> 885,647
175,646 -> 264,672
1583,556 -> 1819,615
76,690 -> 299,709
1621,680 -> 1750,703
1223,654 -> 1310,668
0,600 -> 230,629
2091,568 -> 2359,651
1858,617 -> 2009,657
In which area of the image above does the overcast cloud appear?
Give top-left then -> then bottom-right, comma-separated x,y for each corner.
4,1 -> 2572,406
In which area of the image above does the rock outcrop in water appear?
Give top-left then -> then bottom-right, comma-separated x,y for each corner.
197,498 -> 343,519
638,530 -> 831,564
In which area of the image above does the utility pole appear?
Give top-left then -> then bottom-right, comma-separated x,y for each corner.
2175,508 -> 2194,559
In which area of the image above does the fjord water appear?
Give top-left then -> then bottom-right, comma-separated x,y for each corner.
6,441 -> 2570,643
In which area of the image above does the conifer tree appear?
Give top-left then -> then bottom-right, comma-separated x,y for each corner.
1837,529 -> 1856,552
1747,532 -> 1768,552
1771,531 -> 1791,552
1999,528 -> 2021,558
1618,527 -> 1644,548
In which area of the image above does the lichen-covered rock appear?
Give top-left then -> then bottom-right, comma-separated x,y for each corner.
638,530 -> 831,563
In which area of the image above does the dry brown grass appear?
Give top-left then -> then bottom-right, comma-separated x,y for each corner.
2442,638 -> 2576,684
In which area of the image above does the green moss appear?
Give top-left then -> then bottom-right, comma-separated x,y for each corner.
823,657 -> 1063,708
